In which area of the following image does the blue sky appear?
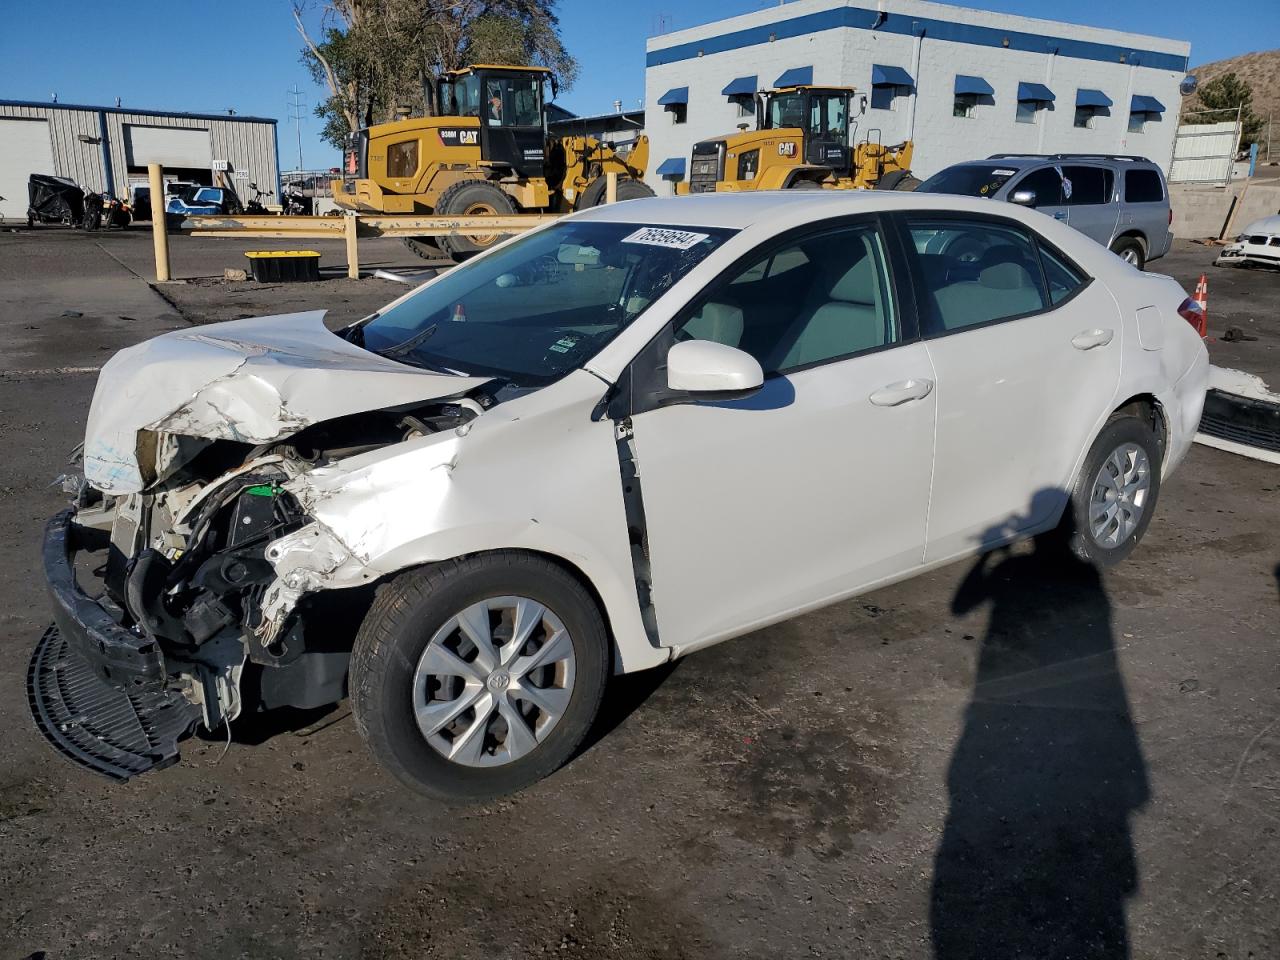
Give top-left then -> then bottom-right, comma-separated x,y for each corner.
1,0 -> 1275,170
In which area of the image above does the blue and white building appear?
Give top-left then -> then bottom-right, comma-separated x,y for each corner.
644,0 -> 1191,188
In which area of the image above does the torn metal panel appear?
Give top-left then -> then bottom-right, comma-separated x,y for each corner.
263,370 -> 667,673
82,310 -> 488,494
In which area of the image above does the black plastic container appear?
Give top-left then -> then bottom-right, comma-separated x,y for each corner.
245,250 -> 322,282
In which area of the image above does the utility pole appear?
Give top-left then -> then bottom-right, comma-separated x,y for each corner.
287,85 -> 307,173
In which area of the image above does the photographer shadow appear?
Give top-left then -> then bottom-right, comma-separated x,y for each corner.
931,500 -> 1150,959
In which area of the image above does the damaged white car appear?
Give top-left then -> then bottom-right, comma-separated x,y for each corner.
33,192 -> 1208,799
1216,215 -> 1280,268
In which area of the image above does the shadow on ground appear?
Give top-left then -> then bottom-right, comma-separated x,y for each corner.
931,521 -> 1149,959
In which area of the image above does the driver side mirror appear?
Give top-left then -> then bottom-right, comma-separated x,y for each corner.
667,340 -> 763,396
1010,189 -> 1037,207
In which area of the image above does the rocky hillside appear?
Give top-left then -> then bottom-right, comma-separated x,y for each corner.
1184,48 -> 1280,128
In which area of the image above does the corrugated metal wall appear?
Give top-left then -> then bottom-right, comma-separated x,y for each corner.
0,103 -> 278,201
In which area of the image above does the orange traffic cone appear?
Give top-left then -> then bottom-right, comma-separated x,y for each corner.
1193,274 -> 1209,337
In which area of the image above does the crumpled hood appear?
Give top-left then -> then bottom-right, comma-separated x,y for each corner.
83,310 -> 488,494
1240,215 -> 1280,236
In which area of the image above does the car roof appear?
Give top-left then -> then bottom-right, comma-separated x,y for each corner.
571,190 -> 1046,230
945,155 -> 1158,171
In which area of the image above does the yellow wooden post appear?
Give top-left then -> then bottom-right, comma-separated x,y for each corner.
344,213 -> 359,279
147,163 -> 170,282
605,171 -> 618,204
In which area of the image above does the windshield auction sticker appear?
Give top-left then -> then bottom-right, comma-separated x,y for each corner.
622,227 -> 710,250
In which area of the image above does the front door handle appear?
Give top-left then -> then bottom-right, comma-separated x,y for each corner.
869,378 -> 934,407
1071,328 -> 1115,350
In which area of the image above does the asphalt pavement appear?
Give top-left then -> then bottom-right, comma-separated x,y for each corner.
0,225 -> 1277,960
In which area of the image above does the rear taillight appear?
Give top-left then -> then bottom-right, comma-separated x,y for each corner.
1177,297 -> 1206,337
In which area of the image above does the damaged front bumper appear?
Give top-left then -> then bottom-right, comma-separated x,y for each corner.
1216,237 -> 1280,268
29,509 -> 202,781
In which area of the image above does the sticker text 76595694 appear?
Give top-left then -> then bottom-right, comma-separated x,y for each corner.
621,227 -> 711,250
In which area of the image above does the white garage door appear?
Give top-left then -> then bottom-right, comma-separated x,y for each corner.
0,118 -> 56,220
125,125 -> 211,168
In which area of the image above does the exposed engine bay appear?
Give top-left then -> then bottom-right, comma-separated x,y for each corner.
34,386 -> 488,780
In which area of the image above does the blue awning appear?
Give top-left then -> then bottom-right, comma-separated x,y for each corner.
656,157 -> 685,178
657,87 -> 688,107
872,64 -> 914,87
1017,82 -> 1056,102
1131,94 -> 1166,113
954,75 -> 994,97
775,66 -> 813,88
722,75 -> 757,97
1076,88 -> 1113,108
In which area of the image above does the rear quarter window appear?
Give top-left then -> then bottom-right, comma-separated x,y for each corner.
1124,169 -> 1165,203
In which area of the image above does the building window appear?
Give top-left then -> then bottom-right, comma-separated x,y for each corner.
1016,101 -> 1041,124
1074,106 -> 1097,129
871,85 -> 907,111
669,104 -> 687,125
733,97 -> 753,119
1128,111 -> 1157,133
954,94 -> 979,118
387,139 -> 418,177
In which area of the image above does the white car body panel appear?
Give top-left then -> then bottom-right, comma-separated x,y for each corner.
631,343 -> 936,653
71,191 -> 1209,679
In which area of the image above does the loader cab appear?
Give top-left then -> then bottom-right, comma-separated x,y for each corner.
437,65 -> 552,179
759,86 -> 853,172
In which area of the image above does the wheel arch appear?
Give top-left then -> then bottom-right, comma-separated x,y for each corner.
1113,230 -> 1148,254
366,532 -> 668,677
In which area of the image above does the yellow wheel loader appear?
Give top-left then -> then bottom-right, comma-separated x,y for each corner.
677,84 -> 916,195
332,65 -> 653,259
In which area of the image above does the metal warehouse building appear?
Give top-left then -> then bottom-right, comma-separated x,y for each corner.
644,0 -> 1191,189
0,101 -> 279,220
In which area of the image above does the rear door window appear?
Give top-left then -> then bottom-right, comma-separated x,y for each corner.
1040,246 -> 1088,305
1124,168 -> 1164,203
1061,166 -> 1113,205
905,219 -> 1049,335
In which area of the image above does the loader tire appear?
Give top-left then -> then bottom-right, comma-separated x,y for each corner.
402,237 -> 442,261
579,175 -> 656,208
435,180 -> 517,261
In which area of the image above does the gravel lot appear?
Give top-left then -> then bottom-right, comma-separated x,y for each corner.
0,226 -> 1277,960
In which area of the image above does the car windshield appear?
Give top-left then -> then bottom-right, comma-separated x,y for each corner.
358,221 -> 736,386
916,164 -> 1021,198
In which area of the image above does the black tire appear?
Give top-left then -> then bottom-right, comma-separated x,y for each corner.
350,552 -> 609,801
402,236 -> 442,261
434,179 -> 517,261
1061,413 -> 1162,568
787,178 -> 823,190
875,169 -> 910,191
579,175 -> 656,208
1110,235 -> 1146,271
894,174 -> 922,192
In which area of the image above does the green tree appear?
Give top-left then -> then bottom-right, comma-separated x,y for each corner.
1189,72 -> 1264,147
294,0 -> 577,149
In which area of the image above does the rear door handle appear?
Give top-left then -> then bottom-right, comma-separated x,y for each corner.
1071,328 -> 1115,350
869,378 -> 934,407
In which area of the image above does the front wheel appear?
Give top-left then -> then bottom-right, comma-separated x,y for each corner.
350,552 -> 609,801
579,175 -> 656,208
1062,414 -> 1162,567
435,179 -> 517,261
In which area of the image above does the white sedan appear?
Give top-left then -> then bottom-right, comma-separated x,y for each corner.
33,192 -> 1208,799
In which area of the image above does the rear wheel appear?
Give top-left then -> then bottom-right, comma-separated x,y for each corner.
1062,414 -> 1161,567
787,179 -> 823,190
434,180 -> 517,261
350,552 -> 609,801
579,175 -> 656,208
1110,236 -> 1146,270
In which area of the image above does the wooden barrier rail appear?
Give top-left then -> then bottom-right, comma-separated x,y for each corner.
148,167 -> 621,282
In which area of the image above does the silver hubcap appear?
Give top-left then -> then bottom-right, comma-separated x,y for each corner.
1121,248 -> 1140,264
1089,442 -> 1151,548
412,596 -> 575,767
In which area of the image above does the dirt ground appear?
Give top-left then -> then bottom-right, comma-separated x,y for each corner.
0,226 -> 1277,960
